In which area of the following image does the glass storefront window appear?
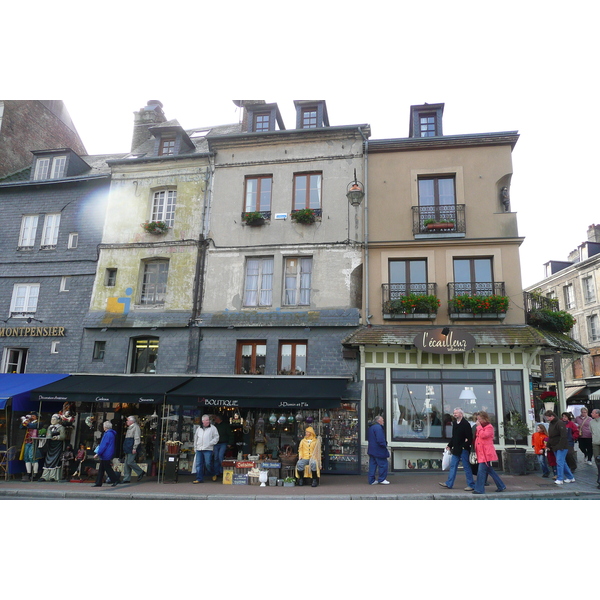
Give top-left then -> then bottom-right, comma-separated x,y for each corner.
365,368 -> 386,425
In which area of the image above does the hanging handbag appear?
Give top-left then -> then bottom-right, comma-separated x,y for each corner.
469,451 -> 477,465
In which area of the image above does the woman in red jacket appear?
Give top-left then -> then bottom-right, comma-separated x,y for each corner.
472,411 -> 506,494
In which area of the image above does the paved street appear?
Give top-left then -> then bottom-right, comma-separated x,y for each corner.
2,460 -> 599,500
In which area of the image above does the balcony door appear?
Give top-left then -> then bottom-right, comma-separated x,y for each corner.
389,260 -> 427,298
453,258 -> 493,295
418,176 -> 456,222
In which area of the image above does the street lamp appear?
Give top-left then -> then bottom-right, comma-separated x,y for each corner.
346,169 -> 364,206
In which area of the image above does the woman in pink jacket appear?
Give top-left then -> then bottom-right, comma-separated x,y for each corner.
472,411 -> 506,494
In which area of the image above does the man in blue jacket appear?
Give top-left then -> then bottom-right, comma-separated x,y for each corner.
367,415 -> 390,485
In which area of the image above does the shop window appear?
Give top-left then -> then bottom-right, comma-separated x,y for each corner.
236,341 -> 266,375
278,341 -> 307,375
500,370 -> 526,443
365,369 -> 387,433
93,341 -> 106,360
18,215 -> 39,249
293,172 -> 322,210
283,257 -> 312,306
1,348 -> 28,373
140,260 -> 169,305
390,369 -> 497,442
131,337 -> 159,373
244,175 -> 272,212
243,257 -> 273,307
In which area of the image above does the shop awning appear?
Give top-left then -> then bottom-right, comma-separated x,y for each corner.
590,389 -> 600,401
0,373 -> 70,410
565,385 -> 587,400
166,376 -> 351,409
30,375 -> 194,404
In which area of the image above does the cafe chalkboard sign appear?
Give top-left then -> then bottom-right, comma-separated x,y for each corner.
413,329 -> 476,354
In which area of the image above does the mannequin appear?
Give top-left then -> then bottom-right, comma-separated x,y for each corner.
38,415 -> 66,482
19,413 -> 41,481
294,426 -> 322,487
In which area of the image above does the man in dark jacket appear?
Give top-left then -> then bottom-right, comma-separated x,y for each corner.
545,410 -> 575,485
439,408 -> 476,490
367,416 -> 390,485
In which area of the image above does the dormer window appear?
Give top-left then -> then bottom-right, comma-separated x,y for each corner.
31,149 -> 89,181
301,108 -> 318,129
409,103 -> 444,138
159,136 -> 176,156
33,155 -> 67,180
419,114 -> 437,137
294,101 -> 329,129
243,103 -> 284,133
254,113 -> 271,132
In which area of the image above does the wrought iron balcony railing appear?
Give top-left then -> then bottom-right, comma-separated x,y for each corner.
412,204 -> 466,235
382,283 -> 439,319
447,282 -> 508,318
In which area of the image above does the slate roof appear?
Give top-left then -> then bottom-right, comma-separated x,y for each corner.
342,324 -> 589,355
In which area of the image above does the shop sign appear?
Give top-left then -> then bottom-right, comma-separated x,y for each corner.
199,398 -> 240,407
235,461 -> 255,469
138,397 -> 155,403
540,355 -> 561,382
260,462 -> 281,469
413,329 -> 476,354
0,326 -> 66,337
233,474 -> 248,485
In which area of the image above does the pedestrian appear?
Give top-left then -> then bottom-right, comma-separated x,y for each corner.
471,411 -> 506,494
439,408 -> 476,491
192,415 -> 219,484
544,410 -> 575,485
122,415 -> 145,483
92,421 -> 120,488
470,412 -> 480,476
561,412 -> 579,473
575,407 -> 594,465
212,414 -> 234,481
590,409 -> 600,490
532,423 -> 550,478
367,415 -> 390,485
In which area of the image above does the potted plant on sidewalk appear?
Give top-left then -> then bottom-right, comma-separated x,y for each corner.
501,411 -> 531,475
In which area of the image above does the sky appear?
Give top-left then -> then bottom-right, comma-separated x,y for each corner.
4,1 -> 599,291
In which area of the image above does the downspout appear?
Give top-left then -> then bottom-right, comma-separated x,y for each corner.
358,127 -> 370,327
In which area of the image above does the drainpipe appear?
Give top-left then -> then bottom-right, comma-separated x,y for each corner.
358,127 -> 370,327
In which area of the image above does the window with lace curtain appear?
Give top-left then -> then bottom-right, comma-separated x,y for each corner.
283,257 -> 312,306
243,257 -> 273,307
236,341 -> 266,374
278,341 -> 307,375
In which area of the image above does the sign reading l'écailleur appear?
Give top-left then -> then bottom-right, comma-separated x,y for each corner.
413,329 -> 476,354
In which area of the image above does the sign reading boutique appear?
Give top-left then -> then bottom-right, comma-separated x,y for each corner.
413,329 -> 476,354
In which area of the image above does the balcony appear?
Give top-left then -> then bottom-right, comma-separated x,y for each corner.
412,205 -> 466,238
448,282 -> 508,319
382,283 -> 439,320
524,291 -> 575,333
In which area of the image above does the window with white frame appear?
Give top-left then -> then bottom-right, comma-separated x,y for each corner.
582,276 -> 596,304
140,260 -> 169,305
93,341 -> 106,360
33,156 -> 67,181
563,284 -> 575,309
243,257 -> 274,307
283,257 -> 312,306
60,276 -> 70,292
50,156 -> 67,179
33,158 -> 50,181
1,348 -> 28,373
68,232 -> 79,249
151,190 -> 176,226
50,341 -> 60,354
10,284 -> 40,317
18,215 -> 39,248
41,213 -> 61,248
293,172 -> 322,210
587,314 -> 599,342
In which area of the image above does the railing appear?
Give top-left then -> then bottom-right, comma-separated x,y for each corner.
382,283 -> 438,319
447,282 -> 508,318
523,291 -> 559,314
412,204 -> 465,235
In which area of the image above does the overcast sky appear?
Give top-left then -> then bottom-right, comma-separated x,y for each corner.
5,1 -> 598,291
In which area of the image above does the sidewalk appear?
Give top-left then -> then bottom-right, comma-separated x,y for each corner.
2,462 -> 599,500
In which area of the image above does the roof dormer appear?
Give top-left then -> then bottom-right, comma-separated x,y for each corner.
235,101 -> 285,133
294,100 -> 329,129
30,148 -> 90,181
409,103 -> 445,138
148,120 -> 195,156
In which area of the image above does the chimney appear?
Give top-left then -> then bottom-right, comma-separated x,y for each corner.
587,224 -> 600,243
131,100 -> 166,152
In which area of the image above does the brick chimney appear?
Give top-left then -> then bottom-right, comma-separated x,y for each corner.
131,100 -> 166,152
587,224 -> 600,242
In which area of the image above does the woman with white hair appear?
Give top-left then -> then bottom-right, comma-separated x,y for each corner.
92,421 -> 120,488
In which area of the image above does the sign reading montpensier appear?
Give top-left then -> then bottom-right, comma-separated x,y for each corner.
0,326 -> 66,337
413,329 -> 476,354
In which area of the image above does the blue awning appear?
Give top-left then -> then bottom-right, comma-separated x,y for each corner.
0,373 -> 71,410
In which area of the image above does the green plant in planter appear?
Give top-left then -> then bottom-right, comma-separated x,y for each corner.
449,294 -> 510,314
501,411 -> 532,448
385,294 -> 440,314
283,476 -> 296,483
291,208 -> 316,224
423,218 -> 436,226
242,211 -> 265,225
141,220 -> 169,234
528,308 -> 576,333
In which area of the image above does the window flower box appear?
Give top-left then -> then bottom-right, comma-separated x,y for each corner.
291,208 -> 317,224
448,294 -> 509,319
383,294 -> 440,319
242,211 -> 266,226
423,219 -> 455,231
141,220 -> 169,235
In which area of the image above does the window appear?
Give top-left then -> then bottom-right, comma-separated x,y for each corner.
105,268 -> 117,287
131,337 -> 159,373
60,277 -> 70,292
572,358 -> 583,379
583,276 -> 596,304
159,136 -> 176,156
50,341 -> 60,354
140,260 -> 169,305
283,257 -> 312,306
243,257 -> 273,307
151,190 -> 177,226
18,215 -> 39,248
254,113 -> 271,132
278,341 -> 307,375
389,259 -> 428,297
365,369 -> 387,433
245,176 -> 272,212
93,341 -> 106,360
587,314 -> 599,342
563,284 -> 575,309
593,355 -> 600,377
41,213 -> 61,248
419,176 -> 455,208
33,156 -> 67,180
1,348 -> 28,373
68,233 -> 78,249
453,258 -> 494,295
10,284 -> 40,317
236,341 -> 266,374
293,172 -> 322,210
301,108 -> 318,129
419,114 -> 437,137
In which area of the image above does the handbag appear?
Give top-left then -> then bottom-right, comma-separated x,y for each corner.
469,451 -> 477,465
442,448 -> 452,470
